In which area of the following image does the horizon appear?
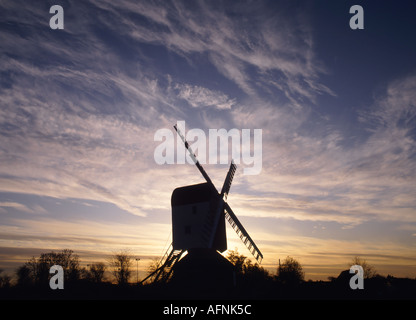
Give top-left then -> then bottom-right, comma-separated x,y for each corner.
1,1 -> 416,284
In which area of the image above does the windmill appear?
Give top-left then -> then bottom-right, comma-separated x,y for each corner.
141,124 -> 263,285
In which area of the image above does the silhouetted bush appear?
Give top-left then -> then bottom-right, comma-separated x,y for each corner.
277,256 -> 304,286
226,248 -> 272,295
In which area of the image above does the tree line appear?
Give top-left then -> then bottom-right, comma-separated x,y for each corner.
1,247 -> 414,299
0,248 -> 306,289
0,249 -> 137,288
0,247 -> 380,289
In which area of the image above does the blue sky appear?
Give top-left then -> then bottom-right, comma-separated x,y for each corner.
1,0 -> 416,280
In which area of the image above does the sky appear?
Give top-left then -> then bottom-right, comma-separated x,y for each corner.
0,0 -> 416,281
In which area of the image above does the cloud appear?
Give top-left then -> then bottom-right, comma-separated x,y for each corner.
225,75 -> 416,229
0,202 -> 33,214
89,0 -> 332,105
175,83 -> 236,110
1,1 -> 415,231
0,215 -> 172,273
359,75 -> 416,131
0,0 -> 323,221
0,1 -> 186,218
226,222 -> 416,279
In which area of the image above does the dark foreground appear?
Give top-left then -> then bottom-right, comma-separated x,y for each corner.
1,275 -> 415,301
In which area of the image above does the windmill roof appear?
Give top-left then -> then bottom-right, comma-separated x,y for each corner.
171,182 -> 214,206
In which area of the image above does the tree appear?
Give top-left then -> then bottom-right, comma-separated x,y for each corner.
108,250 -> 133,285
0,269 -> 11,288
277,256 -> 305,285
18,249 -> 81,286
242,259 -> 271,282
226,249 -> 247,274
87,262 -> 106,283
349,256 -> 377,279
16,265 -> 32,286
226,248 -> 271,284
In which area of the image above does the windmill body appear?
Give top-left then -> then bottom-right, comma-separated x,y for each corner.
140,124 -> 262,286
172,182 -> 227,252
171,183 -> 232,290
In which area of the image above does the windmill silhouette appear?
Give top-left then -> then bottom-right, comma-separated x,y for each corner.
141,124 -> 263,285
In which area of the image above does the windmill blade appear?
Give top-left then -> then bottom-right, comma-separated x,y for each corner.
174,124 -> 263,263
220,160 -> 236,201
224,202 -> 263,263
174,124 -> 217,194
224,203 -> 263,263
208,161 -> 236,248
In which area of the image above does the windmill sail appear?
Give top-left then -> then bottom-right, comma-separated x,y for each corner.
174,124 -> 216,193
208,161 -> 236,249
224,202 -> 263,263
174,124 -> 263,263
221,160 -> 236,201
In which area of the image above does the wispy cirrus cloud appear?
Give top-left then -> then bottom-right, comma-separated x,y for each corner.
229,75 -> 416,231
0,1 -> 299,221
0,202 -> 34,214
175,83 -> 236,110
89,0 -> 333,105
1,1 -> 415,229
